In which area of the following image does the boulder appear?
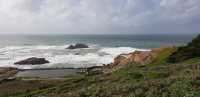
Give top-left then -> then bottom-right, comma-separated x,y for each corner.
0,67 -> 18,81
14,57 -> 49,65
66,43 -> 89,49
130,51 -> 153,64
113,54 -> 131,66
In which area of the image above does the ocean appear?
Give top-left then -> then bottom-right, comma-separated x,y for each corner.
0,34 -> 196,69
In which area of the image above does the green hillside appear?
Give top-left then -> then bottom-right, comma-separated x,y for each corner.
168,34 -> 200,63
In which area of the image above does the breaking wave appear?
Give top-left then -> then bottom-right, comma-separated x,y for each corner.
0,44 -> 149,69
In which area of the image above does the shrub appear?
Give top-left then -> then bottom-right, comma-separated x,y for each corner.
168,34 -> 200,63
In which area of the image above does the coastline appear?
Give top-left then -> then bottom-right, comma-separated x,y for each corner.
0,46 -> 153,78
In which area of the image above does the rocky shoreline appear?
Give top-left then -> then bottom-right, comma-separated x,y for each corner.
0,67 -> 18,81
0,43 -> 156,79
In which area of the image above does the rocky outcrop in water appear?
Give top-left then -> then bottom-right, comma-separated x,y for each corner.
66,43 -> 89,49
14,57 -> 49,65
0,67 -> 18,81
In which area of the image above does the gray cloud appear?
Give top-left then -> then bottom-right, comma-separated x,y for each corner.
0,0 -> 199,34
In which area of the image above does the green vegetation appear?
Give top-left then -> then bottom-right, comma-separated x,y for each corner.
148,47 -> 177,66
182,57 -> 200,64
168,34 -> 200,63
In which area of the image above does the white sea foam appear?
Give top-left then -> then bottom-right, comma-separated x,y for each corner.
0,45 -> 149,69
99,47 -> 150,57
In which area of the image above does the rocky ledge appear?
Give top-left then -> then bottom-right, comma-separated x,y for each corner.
14,57 -> 49,65
66,43 -> 89,49
111,48 -> 163,67
99,48 -> 166,74
0,67 -> 18,81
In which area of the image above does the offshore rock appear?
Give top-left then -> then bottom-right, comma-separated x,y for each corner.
66,43 -> 89,49
14,57 -> 49,65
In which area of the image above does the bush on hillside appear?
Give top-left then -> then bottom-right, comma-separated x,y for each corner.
168,34 -> 200,63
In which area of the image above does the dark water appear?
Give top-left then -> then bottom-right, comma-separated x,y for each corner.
0,34 -> 196,48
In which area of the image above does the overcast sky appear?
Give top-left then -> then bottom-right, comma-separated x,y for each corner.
0,0 -> 200,34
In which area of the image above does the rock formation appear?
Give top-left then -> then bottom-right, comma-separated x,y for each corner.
66,43 -> 89,49
0,67 -> 18,81
111,47 -> 169,67
14,57 -> 49,65
112,50 -> 153,66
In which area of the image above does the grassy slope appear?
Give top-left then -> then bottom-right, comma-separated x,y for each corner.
0,78 -> 65,97
1,47 -> 200,97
